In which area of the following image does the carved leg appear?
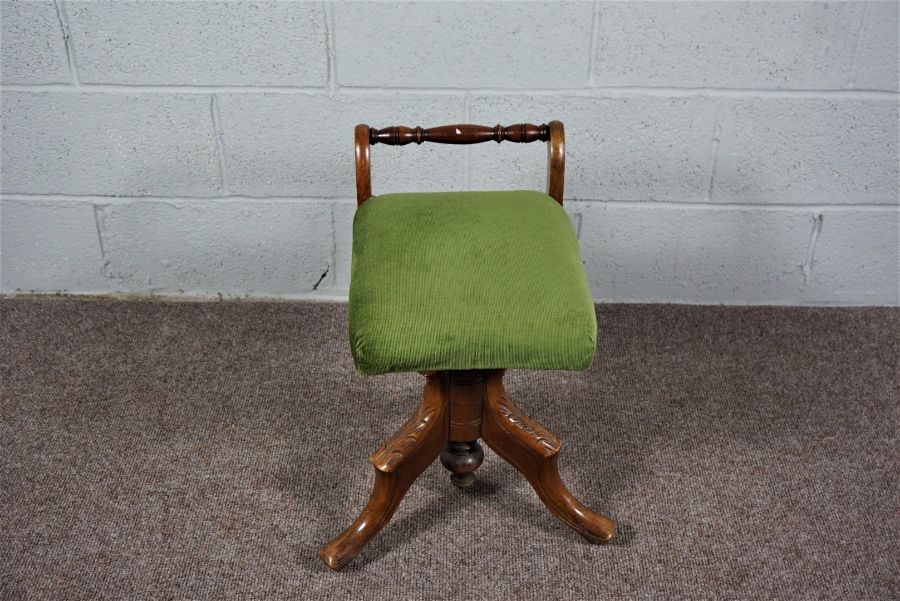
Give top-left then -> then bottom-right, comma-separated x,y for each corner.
319,373 -> 448,570
481,370 -> 615,543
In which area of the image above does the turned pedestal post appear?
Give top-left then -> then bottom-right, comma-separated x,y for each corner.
440,371 -> 486,487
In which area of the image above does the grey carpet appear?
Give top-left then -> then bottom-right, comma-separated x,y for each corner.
1,298 -> 897,600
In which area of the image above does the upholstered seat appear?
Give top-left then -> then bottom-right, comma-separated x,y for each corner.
349,189 -> 596,375
320,122 -> 616,572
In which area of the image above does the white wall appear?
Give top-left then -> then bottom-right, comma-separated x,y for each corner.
1,1 -> 897,305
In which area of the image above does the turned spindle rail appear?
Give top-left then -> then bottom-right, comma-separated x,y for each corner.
354,121 -> 565,205
368,123 -> 550,145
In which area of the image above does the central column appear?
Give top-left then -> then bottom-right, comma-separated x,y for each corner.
440,370 -> 486,487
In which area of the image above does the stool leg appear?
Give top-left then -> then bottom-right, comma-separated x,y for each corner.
481,370 -> 616,543
319,373 -> 448,570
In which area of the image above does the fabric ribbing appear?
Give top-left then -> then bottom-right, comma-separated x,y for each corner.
348,190 -> 597,375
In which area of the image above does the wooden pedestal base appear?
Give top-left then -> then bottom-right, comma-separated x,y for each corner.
318,370 -> 615,571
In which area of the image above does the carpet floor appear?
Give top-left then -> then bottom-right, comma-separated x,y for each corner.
0,298 -> 897,600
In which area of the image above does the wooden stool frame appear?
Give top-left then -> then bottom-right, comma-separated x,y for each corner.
319,122 -> 615,571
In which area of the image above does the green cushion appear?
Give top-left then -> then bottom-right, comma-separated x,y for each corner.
348,190 -> 597,375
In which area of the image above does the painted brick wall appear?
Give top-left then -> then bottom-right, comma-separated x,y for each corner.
1,1 -> 898,304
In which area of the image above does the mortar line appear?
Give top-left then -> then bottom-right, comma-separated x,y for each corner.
800,213 -> 825,286
847,1 -> 871,89
339,86 -> 899,99
587,1 -> 601,86
1,194 -> 358,205
52,0 -> 80,85
4,194 -> 896,212
90,204 -> 106,260
323,1 -> 338,96
0,83 -> 332,94
0,289 -> 353,303
571,212 -> 583,240
290,85 -> 900,100
328,203 -> 338,289
704,101 -> 724,202
464,91 -> 472,189
209,95 -> 230,195
1,83 -> 896,99
560,201 -> 899,212
90,203 -> 113,280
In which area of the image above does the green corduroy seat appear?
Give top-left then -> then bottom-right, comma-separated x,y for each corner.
349,190 -> 597,375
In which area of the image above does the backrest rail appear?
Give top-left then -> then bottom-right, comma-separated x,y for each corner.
355,121 -> 565,206
369,123 -> 549,146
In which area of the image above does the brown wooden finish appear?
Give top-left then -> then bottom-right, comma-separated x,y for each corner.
481,370 -> 615,543
353,120 -> 566,205
328,120 -> 587,569
318,372 -> 449,570
446,370 -> 485,441
546,120 -> 565,205
354,124 -> 372,205
369,123 -> 549,146
440,440 -> 484,489
319,369 -> 615,570
439,370 -> 487,488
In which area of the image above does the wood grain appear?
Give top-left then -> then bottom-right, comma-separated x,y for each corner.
353,121 -> 566,205
318,372 -> 449,570
354,123 -> 372,205
481,370 -> 615,544
321,369 -> 614,570
369,123 -> 549,146
546,120 -> 565,205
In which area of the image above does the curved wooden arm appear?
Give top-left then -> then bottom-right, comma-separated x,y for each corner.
355,124 -> 371,205
546,121 -> 565,204
354,121 -> 565,205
